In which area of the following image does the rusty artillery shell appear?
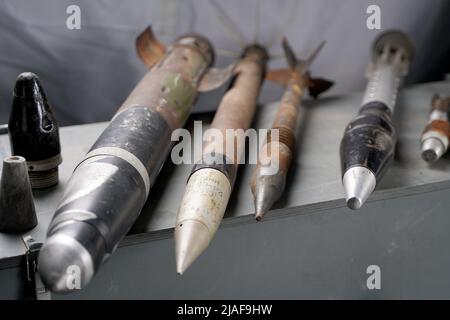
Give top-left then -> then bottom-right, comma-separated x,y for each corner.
251,75 -> 302,221
38,27 -> 227,293
421,95 -> 450,162
175,45 -> 269,275
251,38 -> 333,220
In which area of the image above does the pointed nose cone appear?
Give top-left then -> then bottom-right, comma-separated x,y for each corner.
38,234 -> 95,293
9,72 -> 62,189
252,170 -> 286,221
10,71 -> 59,141
175,220 -> 211,275
342,166 -> 376,210
0,156 -> 37,232
253,180 -> 277,221
254,192 -> 273,222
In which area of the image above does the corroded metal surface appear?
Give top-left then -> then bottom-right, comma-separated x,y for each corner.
38,27 -> 224,293
251,38 -> 332,220
136,26 -> 166,68
3,80 -> 450,276
202,45 -> 269,173
174,45 -> 269,274
421,95 -> 450,162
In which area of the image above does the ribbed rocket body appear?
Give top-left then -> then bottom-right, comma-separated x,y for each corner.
421,95 -> 450,162
38,34 -> 215,292
340,31 -> 414,210
175,45 -> 269,274
250,38 -> 333,220
251,75 -> 303,220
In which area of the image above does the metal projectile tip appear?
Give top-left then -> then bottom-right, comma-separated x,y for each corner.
421,138 -> 445,162
175,220 -> 210,275
342,166 -> 376,210
252,171 -> 286,221
347,197 -> 362,210
38,234 -> 95,293
0,156 -> 37,232
253,180 -> 277,221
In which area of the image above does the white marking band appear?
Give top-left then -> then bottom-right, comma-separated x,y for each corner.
84,147 -> 150,196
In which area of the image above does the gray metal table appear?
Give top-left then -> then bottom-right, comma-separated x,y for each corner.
1,80 -> 450,299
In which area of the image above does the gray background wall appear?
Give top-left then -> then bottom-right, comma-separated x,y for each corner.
0,0 -> 449,125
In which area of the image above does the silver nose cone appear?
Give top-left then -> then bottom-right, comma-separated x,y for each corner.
38,234 -> 94,293
175,220 -> 210,275
342,166 -> 376,210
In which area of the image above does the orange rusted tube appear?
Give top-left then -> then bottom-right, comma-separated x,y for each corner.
251,38 -> 332,220
175,45 -> 269,275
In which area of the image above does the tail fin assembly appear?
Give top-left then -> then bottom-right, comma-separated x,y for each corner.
267,37 -> 333,99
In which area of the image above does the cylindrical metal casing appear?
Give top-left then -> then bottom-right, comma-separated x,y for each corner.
178,168 -> 232,238
421,95 -> 450,162
199,45 -> 268,185
341,31 -> 413,181
340,102 -> 396,179
173,45 -> 268,274
50,109 -> 171,256
250,75 -> 303,219
263,76 -> 304,168
39,34 -> 215,292
361,64 -> 401,111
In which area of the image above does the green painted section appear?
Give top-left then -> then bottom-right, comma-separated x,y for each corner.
162,72 -> 197,125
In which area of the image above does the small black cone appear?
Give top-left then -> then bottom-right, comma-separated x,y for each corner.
8,72 -> 62,189
0,156 -> 37,232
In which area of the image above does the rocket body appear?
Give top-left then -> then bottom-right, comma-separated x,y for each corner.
251,76 -> 303,220
340,31 -> 414,210
38,34 -> 215,292
250,38 -> 333,220
175,45 -> 269,274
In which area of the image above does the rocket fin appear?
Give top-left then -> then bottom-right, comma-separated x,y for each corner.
198,63 -> 236,92
136,25 -> 166,68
